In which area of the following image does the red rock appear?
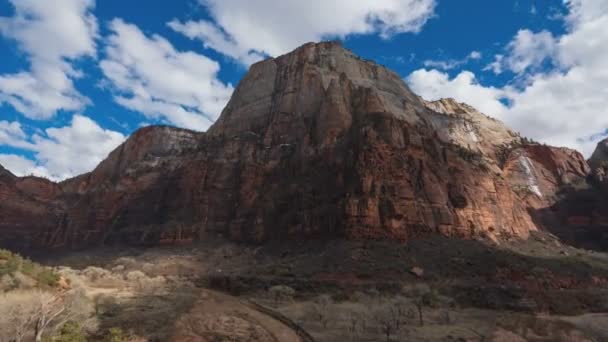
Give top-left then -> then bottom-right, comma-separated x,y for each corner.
410,267 -> 424,278
0,42 -> 592,249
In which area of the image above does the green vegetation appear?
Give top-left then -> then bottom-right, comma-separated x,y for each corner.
0,248 -> 60,289
47,321 -> 87,342
105,327 -> 130,342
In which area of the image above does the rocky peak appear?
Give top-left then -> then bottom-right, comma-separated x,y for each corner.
589,138 -> 608,170
0,164 -> 16,181
209,41 -> 424,141
422,98 -> 519,159
62,126 -> 201,192
588,138 -> 608,189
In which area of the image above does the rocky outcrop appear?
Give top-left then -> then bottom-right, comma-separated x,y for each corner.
0,42 -> 592,250
0,170 -> 62,249
533,139 -> 608,250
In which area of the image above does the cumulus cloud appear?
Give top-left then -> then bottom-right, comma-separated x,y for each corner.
170,0 -> 437,64
407,69 -> 508,116
100,19 -> 234,131
0,121 -> 29,148
0,115 -> 125,180
487,29 -> 557,75
0,0 -> 98,119
0,154 -> 51,178
407,0 -> 608,156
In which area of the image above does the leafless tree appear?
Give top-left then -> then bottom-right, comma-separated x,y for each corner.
32,291 -> 67,342
442,308 -> 452,325
1,291 -> 38,342
345,312 -> 365,341
414,299 -> 424,327
375,306 -> 401,342
1,288 -> 95,342
311,294 -> 332,329
0,290 -> 65,342
390,298 -> 409,330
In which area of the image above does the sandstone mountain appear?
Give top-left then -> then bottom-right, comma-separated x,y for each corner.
0,42 -> 596,250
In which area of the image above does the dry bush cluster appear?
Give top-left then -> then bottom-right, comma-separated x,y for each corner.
0,287 -> 96,342
58,265 -> 168,296
0,249 -> 60,291
1,249 -> 173,341
297,286 -> 455,342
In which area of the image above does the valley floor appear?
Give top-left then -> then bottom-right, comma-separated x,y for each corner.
33,231 -> 608,341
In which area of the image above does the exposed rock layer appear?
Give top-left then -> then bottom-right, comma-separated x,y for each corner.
0,42 -> 592,249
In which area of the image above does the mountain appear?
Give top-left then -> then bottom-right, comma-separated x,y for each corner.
0,42 -> 592,250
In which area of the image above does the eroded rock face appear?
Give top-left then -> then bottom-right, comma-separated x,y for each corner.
534,138 -> 608,250
0,42 -> 592,249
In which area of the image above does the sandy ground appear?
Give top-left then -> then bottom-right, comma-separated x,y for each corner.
172,289 -> 305,342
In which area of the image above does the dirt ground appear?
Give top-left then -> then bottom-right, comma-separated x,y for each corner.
40,230 -> 608,341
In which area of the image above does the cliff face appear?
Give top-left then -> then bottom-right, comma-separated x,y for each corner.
540,138 -> 608,250
0,42 -> 591,249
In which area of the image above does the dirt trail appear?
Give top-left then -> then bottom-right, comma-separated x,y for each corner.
172,289 -> 308,342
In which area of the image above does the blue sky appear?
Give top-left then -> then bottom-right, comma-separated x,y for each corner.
0,0 -> 606,180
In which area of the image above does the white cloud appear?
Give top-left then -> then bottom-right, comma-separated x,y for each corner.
170,0 -> 436,64
167,20 -> 266,66
0,120 -> 28,147
407,0 -> 608,156
0,115 -> 125,180
0,154 -> 51,179
484,54 -> 504,74
423,50 -> 483,70
493,29 -> 557,74
100,19 -> 234,131
407,69 -> 508,116
0,0 -> 98,119
469,51 -> 482,60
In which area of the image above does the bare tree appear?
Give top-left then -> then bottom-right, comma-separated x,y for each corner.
414,298 -> 424,327
442,308 -> 452,325
1,291 -> 38,342
375,306 -> 400,342
311,294 -> 332,329
0,290 -> 65,342
345,312 -> 365,341
390,298 -> 409,330
33,291 -> 66,342
1,288 -> 95,342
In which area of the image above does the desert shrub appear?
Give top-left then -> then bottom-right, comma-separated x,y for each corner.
422,288 -> 441,308
124,270 -> 146,282
83,267 -> 111,281
0,249 -> 21,276
105,327 -> 130,342
268,285 -> 296,304
36,268 -> 61,287
49,321 -> 87,342
1,273 -> 19,291
82,267 -> 123,288
114,257 -> 138,270
0,249 -> 59,288
124,270 -> 166,294
111,265 -> 125,273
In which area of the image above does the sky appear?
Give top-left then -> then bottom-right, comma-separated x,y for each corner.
0,0 -> 606,181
